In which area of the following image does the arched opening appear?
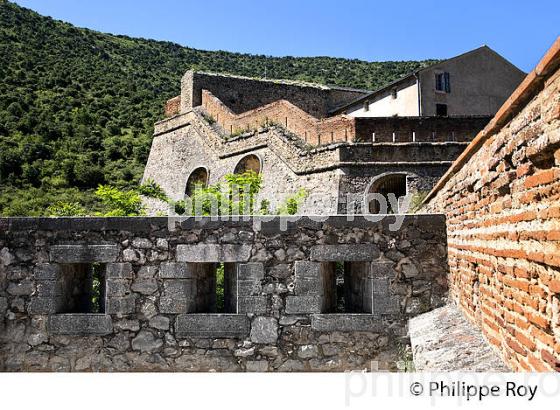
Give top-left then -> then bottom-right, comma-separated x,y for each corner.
185,167 -> 209,197
367,174 -> 407,214
234,154 -> 261,174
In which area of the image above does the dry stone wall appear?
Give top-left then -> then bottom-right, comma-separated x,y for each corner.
0,215 -> 448,371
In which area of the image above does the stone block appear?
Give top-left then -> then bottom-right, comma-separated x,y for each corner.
105,296 -> 136,314
159,297 -> 190,314
35,280 -> 59,297
28,297 -> 58,314
162,279 -> 193,296
33,264 -> 60,280
369,261 -> 396,278
49,245 -> 118,263
237,296 -> 267,314
310,244 -> 380,261
237,263 -> 264,280
105,263 -> 133,279
311,244 -> 380,262
176,244 -> 251,262
159,262 -> 196,279
285,296 -> 322,314
105,279 -> 131,297
175,314 -> 250,338
294,261 -> 321,278
48,314 -> 113,335
250,317 -> 278,343
310,314 -> 383,332
294,277 -> 322,295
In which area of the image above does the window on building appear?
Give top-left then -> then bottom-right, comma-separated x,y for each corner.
56,264 -> 106,313
319,261 -> 372,313
435,72 -> 451,93
436,103 -> 448,117
185,167 -> 209,197
391,88 -> 398,99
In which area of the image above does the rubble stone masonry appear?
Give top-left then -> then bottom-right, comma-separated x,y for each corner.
424,38 -> 560,371
0,215 -> 448,372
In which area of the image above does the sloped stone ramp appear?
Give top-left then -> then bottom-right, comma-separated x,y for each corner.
409,304 -> 509,371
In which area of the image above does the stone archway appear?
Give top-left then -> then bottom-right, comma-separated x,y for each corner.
234,154 -> 261,174
185,167 -> 209,197
366,173 -> 408,214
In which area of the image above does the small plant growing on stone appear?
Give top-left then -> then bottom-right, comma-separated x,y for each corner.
276,188 -> 308,215
202,112 -> 216,125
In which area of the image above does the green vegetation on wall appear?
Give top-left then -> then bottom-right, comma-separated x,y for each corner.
0,1 -> 438,216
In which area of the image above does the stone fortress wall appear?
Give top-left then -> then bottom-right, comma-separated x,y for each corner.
145,71 -> 489,215
0,215 -> 448,371
423,38 -> 560,371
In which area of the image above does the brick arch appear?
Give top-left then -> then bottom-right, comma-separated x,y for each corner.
185,167 -> 209,197
234,154 -> 262,175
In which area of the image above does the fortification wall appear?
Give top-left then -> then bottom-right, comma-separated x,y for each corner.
354,116 -> 491,143
0,215 -> 448,372
180,71 -> 367,118
201,90 -> 355,146
423,44 -> 560,371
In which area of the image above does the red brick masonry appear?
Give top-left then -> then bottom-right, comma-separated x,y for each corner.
424,37 -> 560,371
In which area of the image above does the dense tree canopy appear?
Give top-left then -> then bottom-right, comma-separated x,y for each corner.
0,0 -> 438,215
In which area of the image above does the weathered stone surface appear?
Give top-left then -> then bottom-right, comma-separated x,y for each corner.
7,280 -> 34,296
311,314 -> 383,332
297,344 -> 319,359
149,315 -> 170,330
49,245 -> 118,263
176,314 -> 250,338
33,263 -> 60,280
0,247 -> 15,266
237,262 -> 264,280
105,263 -> 133,279
48,314 -> 113,335
294,261 -> 321,278
277,359 -> 305,371
310,244 -> 380,261
176,244 -> 251,262
159,297 -> 189,314
246,360 -> 269,371
409,304 -> 508,371
285,296 -> 322,314
159,262 -> 196,279
105,296 -> 136,314
237,297 -> 267,314
250,317 -> 278,344
132,238 -> 152,249
28,297 -> 57,314
131,279 -> 158,295
131,330 -> 163,353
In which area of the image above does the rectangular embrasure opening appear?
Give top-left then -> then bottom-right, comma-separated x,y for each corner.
57,263 -> 106,313
320,261 -> 371,313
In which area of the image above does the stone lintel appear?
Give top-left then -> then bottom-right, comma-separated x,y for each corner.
176,244 -> 252,263
49,245 -> 118,263
48,314 -> 113,335
310,244 -> 380,262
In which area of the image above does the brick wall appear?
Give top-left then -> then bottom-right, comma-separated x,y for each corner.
181,70 -> 367,118
424,38 -> 560,371
164,96 -> 181,117
202,90 -> 356,145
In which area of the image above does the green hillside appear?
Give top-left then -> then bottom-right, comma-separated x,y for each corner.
0,0 -> 438,215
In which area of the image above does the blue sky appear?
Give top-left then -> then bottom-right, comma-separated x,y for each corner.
14,0 -> 560,72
